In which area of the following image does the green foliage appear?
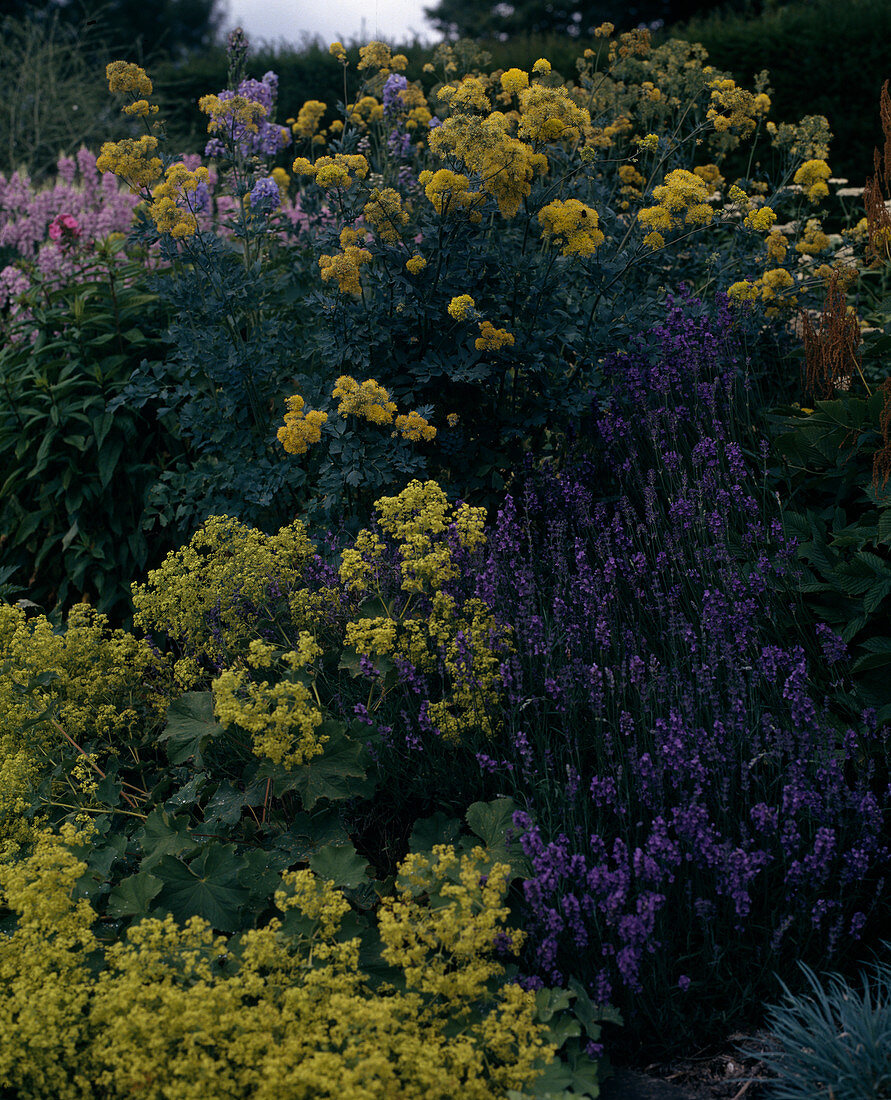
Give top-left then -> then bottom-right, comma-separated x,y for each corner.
758,946 -> 891,1099
0,0 -> 224,64
0,243 -> 185,624
670,0 -> 891,187
423,0 -> 758,40
769,389 -> 891,721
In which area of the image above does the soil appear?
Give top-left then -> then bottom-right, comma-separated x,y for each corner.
600,1030 -> 782,1100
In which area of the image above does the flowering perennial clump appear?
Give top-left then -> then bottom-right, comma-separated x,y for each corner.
638,168 -> 714,234
0,829 -> 557,1098
538,199 -> 605,256
333,376 -> 398,425
149,162 -> 211,239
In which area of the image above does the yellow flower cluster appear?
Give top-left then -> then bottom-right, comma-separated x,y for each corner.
692,163 -> 724,189
706,77 -> 769,139
105,60 -> 152,96
395,410 -> 437,441
339,482 -> 503,742
277,393 -> 329,455
0,604 -> 165,845
346,95 -> 383,126
428,114 -> 547,218
475,321 -> 515,350
199,93 -> 267,136
517,84 -> 590,145
743,205 -> 777,233
448,294 -> 476,320
363,187 -> 409,243
795,217 -> 831,255
0,829 -> 556,1099
357,40 -> 407,73
213,637 -> 326,768
538,198 -> 605,256
121,98 -> 158,118
765,230 -> 789,262
293,153 -> 369,190
95,135 -> 162,192
419,168 -> 484,220
319,242 -> 373,295
149,162 -> 210,239
638,168 -> 713,234
329,40 -> 347,63
131,514 -> 317,663
405,254 -> 427,274
727,267 -> 795,304
727,280 -> 759,302
793,158 -> 832,203
333,375 -> 398,425
501,67 -> 529,95
441,76 -> 492,113
293,99 -> 326,139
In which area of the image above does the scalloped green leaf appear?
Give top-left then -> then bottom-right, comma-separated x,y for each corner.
309,841 -> 371,888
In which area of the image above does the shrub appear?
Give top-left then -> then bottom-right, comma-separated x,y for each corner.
0,237 -> 185,623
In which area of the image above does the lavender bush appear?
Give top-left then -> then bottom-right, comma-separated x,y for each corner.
349,289 -> 890,1052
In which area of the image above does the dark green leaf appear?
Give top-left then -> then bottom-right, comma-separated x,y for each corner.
154,844 -> 249,931
309,841 -> 370,888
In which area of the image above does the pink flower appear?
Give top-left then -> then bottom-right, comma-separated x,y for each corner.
47,214 -> 82,244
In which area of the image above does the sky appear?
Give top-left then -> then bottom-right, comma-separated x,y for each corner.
222,0 -> 437,49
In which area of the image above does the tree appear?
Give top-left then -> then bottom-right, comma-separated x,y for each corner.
0,0 -> 224,61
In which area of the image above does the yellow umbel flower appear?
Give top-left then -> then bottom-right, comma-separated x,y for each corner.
318,245 -> 373,295
428,112 -> 548,218
419,168 -> 483,218
199,93 -> 267,136
106,60 -> 152,96
532,58 -> 551,73
363,187 -> 409,243
405,254 -> 427,274
759,267 -> 794,300
744,205 -> 777,232
277,394 -> 329,455
795,217 -> 831,255
293,152 -> 369,190
293,99 -> 326,138
329,40 -> 347,63
518,84 -> 589,145
148,162 -> 210,239
121,99 -> 158,118
692,163 -> 724,188
765,230 -> 788,262
332,376 -> 398,425
395,411 -> 437,441
448,294 -> 476,320
357,40 -> 393,72
96,135 -> 162,192
638,168 -> 712,234
793,158 -> 832,203
501,68 -> 529,95
727,280 -> 759,302
538,198 -> 604,256
475,321 -> 515,350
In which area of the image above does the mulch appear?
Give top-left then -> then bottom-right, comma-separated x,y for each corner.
600,1030 -> 782,1100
